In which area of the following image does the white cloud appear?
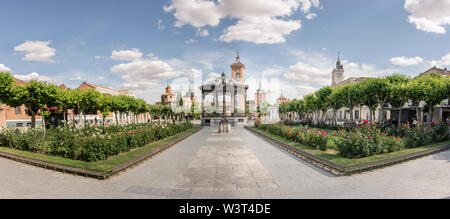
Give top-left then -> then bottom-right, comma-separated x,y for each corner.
196,28 -> 209,37
430,52 -> 450,67
206,72 -> 221,82
262,65 -> 286,76
280,50 -> 398,97
0,64 -> 11,72
14,40 -> 56,63
390,56 -> 423,66
111,59 -> 181,82
111,49 -> 205,92
157,19 -> 165,30
94,55 -> 105,59
69,75 -> 82,81
404,0 -> 450,34
185,39 -> 198,44
163,0 -> 223,28
219,17 -> 301,44
13,72 -> 56,83
305,13 -> 317,20
284,61 -> 330,85
164,0 -> 320,44
111,48 -> 143,61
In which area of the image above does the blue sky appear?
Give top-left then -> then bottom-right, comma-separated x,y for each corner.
1,0 -> 449,103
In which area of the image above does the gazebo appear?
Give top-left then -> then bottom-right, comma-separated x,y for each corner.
200,72 -> 249,128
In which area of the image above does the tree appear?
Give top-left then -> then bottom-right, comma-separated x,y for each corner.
57,89 -> 81,126
359,79 -> 379,123
329,87 -> 345,125
407,78 -> 425,124
415,74 -> 447,127
0,72 -> 15,104
10,81 -> 60,129
304,93 -> 319,123
388,83 -> 410,130
363,78 -> 391,123
315,86 -> 332,123
291,99 -> 305,120
78,89 -> 102,127
278,102 -> 289,121
339,83 -> 361,122
98,94 -> 113,126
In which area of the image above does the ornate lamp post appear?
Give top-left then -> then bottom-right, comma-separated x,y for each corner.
219,72 -> 230,133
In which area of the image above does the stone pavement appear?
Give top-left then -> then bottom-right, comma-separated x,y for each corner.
0,126 -> 449,199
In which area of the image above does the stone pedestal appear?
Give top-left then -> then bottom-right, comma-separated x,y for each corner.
219,120 -> 231,133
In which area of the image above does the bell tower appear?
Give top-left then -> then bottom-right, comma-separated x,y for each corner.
231,49 -> 245,82
332,51 -> 344,87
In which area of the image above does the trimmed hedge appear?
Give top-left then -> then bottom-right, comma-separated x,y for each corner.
0,122 -> 193,162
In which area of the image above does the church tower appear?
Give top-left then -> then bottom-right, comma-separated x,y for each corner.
332,52 -> 344,87
231,50 -> 245,82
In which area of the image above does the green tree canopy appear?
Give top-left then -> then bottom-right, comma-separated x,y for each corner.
11,81 -> 60,128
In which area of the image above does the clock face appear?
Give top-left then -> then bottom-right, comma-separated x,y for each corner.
337,73 -> 342,78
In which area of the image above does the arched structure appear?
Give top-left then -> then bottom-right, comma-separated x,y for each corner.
200,73 -> 249,127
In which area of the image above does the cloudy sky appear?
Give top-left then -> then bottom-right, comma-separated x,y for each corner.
1,0 -> 449,104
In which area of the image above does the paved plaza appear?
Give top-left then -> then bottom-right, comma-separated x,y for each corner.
0,126 -> 449,199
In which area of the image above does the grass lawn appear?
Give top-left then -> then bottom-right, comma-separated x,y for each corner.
0,127 -> 201,173
250,127 -> 450,166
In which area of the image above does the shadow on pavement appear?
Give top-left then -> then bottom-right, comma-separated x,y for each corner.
430,149 -> 450,163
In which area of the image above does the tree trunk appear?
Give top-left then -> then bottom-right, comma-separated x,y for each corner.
350,107 -> 354,122
378,108 -> 383,124
63,110 -> 67,125
416,106 -> 420,125
72,112 -> 76,128
31,113 -> 36,129
102,116 -> 106,127
428,108 -> 433,128
333,110 -> 336,126
359,105 -> 362,122
42,115 -> 46,137
84,113 -> 87,127
397,108 -> 402,132
115,112 -> 119,125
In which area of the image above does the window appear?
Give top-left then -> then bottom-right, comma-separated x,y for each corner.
344,111 -> 347,120
339,111 -> 342,120
355,110 -> 360,120
14,106 -> 21,114
16,123 -> 23,128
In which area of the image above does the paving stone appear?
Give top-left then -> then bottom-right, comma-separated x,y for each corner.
1,126 -> 449,198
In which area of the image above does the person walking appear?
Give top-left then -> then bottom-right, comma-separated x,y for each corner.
412,118 -> 418,128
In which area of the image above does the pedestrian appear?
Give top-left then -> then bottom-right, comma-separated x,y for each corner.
412,117 -> 418,128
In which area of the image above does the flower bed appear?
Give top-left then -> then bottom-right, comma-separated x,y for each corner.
0,122 -> 193,162
255,121 -> 449,159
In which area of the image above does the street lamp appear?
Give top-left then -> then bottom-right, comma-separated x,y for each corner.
219,72 -> 230,133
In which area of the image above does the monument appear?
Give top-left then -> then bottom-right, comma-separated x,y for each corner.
199,52 -> 249,132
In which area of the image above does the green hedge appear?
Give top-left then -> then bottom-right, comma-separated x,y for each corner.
0,123 -> 193,162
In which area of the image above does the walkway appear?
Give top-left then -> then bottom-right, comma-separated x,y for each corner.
1,126 -> 449,198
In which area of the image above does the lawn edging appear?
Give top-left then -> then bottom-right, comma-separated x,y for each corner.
245,126 -> 450,175
0,126 -> 203,179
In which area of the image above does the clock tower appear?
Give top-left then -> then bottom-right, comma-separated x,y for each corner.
231,50 -> 245,82
332,52 -> 344,87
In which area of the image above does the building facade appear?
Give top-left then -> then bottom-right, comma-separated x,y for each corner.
255,74 -> 267,108
157,84 -> 176,106
329,55 -> 387,123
